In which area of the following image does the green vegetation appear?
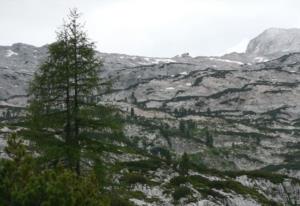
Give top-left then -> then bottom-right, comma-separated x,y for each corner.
110,197 -> 133,206
170,175 -> 188,186
208,86 -> 252,99
169,174 -> 281,206
204,127 -> 214,148
119,159 -> 162,172
0,134 -> 108,206
25,8 -> 121,176
0,9 -> 121,205
121,173 -> 151,185
172,186 -> 192,201
225,170 -> 287,184
178,153 -> 190,176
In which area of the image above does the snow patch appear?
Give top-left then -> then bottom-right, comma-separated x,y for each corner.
6,50 -> 18,57
166,87 -> 175,90
143,57 -> 176,64
156,58 -> 176,63
180,71 -> 188,75
254,57 -> 269,63
186,83 -> 192,86
208,57 -> 243,65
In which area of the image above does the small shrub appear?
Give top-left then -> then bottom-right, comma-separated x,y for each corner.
170,176 -> 187,186
121,173 -> 148,185
172,186 -> 192,201
110,196 -> 133,206
121,159 -> 161,172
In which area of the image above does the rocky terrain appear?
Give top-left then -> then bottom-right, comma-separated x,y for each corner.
1,28 -> 300,205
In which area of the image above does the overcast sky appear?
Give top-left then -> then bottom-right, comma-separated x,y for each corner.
1,0 -> 300,57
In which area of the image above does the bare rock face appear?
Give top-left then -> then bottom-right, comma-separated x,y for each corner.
246,28 -> 300,56
223,28 -> 300,64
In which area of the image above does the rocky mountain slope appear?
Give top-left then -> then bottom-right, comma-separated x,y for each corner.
246,28 -> 300,56
1,29 -> 300,205
224,28 -> 300,64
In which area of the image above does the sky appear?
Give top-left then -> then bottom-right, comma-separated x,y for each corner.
1,0 -> 300,57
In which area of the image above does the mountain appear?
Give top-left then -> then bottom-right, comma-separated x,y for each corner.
1,29 -> 300,205
223,28 -> 300,64
246,28 -> 300,56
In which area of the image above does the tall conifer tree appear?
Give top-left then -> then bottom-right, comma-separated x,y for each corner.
26,9 -> 120,175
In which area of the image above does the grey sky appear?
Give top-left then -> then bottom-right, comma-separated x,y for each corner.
1,0 -> 300,57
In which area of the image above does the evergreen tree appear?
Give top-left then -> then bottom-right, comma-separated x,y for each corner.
130,107 -> 135,117
25,9 -> 121,175
207,108 -> 211,116
178,152 -> 190,176
5,110 -> 11,120
205,128 -> 214,148
174,108 -> 179,117
131,92 -> 137,103
179,120 -> 185,133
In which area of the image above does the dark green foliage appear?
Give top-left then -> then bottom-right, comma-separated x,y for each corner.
178,119 -> 196,138
130,107 -> 135,117
204,128 -> 214,148
174,107 -> 189,117
0,107 -> 23,122
121,173 -> 149,185
262,106 -> 289,120
25,9 -> 121,175
206,108 -> 211,115
172,186 -> 192,201
193,76 -> 205,86
5,110 -> 11,119
0,134 -> 108,206
208,86 -> 252,99
210,70 -> 232,78
170,176 -> 188,186
110,196 -> 133,206
120,159 -> 162,172
178,152 -> 190,176
179,120 -> 185,133
225,170 -> 288,184
188,175 -> 281,206
131,92 -> 137,104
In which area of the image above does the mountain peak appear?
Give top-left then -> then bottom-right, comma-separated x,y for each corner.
246,27 -> 300,56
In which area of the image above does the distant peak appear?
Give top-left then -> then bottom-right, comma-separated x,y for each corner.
246,27 -> 300,55
11,43 -> 38,49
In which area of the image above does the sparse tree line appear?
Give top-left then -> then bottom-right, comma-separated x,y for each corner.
0,108 -> 22,121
